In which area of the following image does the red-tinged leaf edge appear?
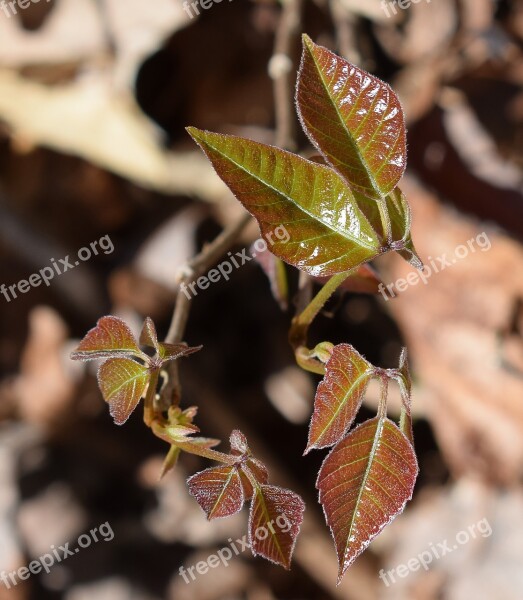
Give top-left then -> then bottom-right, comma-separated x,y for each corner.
71,316 -> 145,361
296,34 -> 407,200
305,344 -> 374,453
140,317 -> 160,354
249,484 -> 305,569
97,358 -> 150,425
188,465 -> 245,520
159,342 -> 203,362
316,417 -> 418,582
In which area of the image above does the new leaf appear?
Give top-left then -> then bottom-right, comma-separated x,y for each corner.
187,127 -> 383,277
98,358 -> 150,425
317,417 -> 418,581
297,35 -> 407,200
305,344 -> 373,452
249,484 -> 305,569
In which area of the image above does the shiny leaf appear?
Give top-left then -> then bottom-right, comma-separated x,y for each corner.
240,457 -> 269,500
98,358 -> 150,425
71,316 -> 144,361
187,127 -> 382,277
297,34 -> 406,200
249,484 -> 305,569
305,344 -> 373,452
188,465 -> 245,520
317,417 -> 418,581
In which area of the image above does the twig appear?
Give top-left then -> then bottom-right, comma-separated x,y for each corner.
158,212 -> 252,411
270,0 -> 303,150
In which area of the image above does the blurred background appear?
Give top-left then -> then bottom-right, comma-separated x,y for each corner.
0,0 -> 522,598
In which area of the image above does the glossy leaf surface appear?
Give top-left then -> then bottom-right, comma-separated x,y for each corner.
71,316 -> 143,361
317,417 -> 418,580
297,35 -> 406,200
188,465 -> 245,519
140,316 -> 160,354
98,358 -> 150,425
306,344 -> 373,452
187,127 -> 382,277
249,484 -> 305,569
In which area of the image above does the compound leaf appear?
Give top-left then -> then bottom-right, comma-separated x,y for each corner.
188,465 -> 245,520
98,358 -> 150,425
305,344 -> 373,453
297,35 -> 406,200
71,316 -> 144,361
249,484 -> 305,569
187,127 -> 382,277
317,417 -> 418,581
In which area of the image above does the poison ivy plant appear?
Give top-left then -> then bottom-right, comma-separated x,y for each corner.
72,34 -> 422,584
72,316 -> 305,570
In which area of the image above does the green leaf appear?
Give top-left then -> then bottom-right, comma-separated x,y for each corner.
305,344 -> 373,453
296,34 -> 407,200
98,358 -> 150,425
316,417 -> 418,581
188,465 -> 245,519
71,316 -> 145,361
187,127 -> 383,277
249,484 -> 305,569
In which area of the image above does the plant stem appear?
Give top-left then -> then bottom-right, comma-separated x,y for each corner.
143,368 -> 160,427
289,271 -> 351,349
160,212 -> 252,411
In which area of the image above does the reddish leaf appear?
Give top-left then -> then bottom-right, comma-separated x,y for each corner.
317,417 -> 418,581
249,484 -> 305,569
71,316 -> 144,361
140,317 -> 160,354
239,458 -> 269,500
98,358 -> 150,425
230,429 -> 249,455
296,35 -> 406,200
158,342 -> 202,362
187,127 -> 382,277
187,466 -> 245,519
229,430 -> 269,499
305,344 -> 373,452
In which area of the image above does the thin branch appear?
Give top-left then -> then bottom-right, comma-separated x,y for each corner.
270,0 -> 303,150
158,212 -> 252,411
